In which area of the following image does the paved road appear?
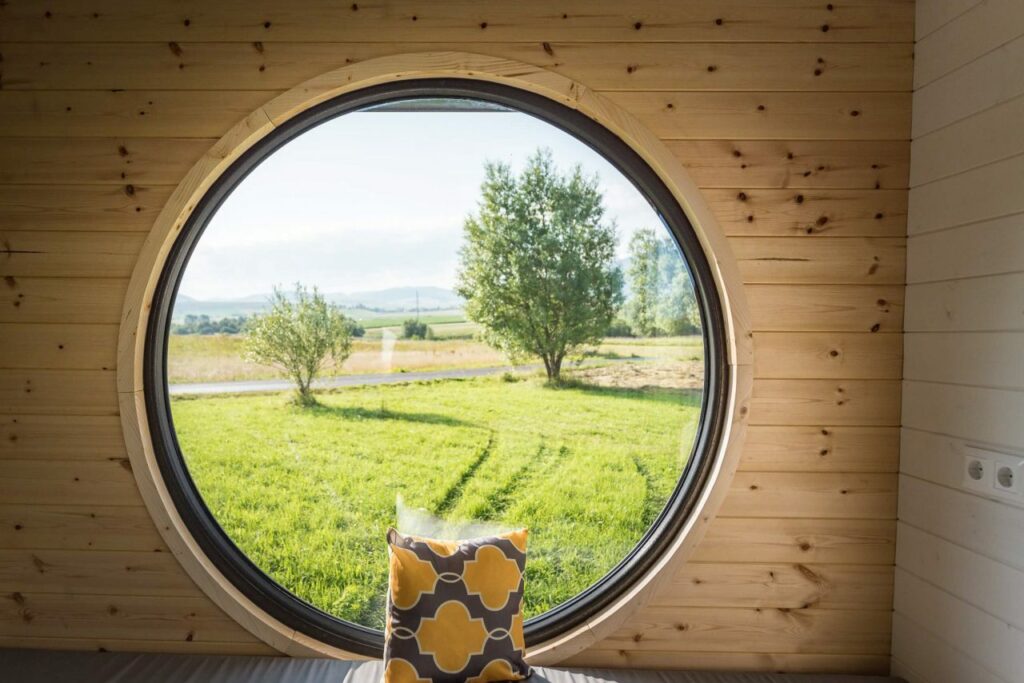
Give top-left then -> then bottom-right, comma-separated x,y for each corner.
170,363 -> 544,396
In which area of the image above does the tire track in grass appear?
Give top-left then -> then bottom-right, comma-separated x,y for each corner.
433,432 -> 495,517
632,455 -> 661,531
477,442 -> 568,521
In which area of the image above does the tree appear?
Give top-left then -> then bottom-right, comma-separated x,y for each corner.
625,228 -> 661,337
456,149 -> 623,382
401,319 -> 429,340
244,284 -> 353,405
654,239 -> 700,336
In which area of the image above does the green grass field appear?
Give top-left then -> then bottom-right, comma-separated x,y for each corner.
171,374 -> 701,628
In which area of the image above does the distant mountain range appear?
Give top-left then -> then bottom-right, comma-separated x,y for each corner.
172,287 -> 464,322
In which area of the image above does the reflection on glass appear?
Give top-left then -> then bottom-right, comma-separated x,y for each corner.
167,100 -> 705,629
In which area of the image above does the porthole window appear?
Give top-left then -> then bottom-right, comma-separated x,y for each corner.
146,79 -> 727,656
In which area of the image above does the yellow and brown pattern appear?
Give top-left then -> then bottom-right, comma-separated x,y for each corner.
384,528 -> 531,683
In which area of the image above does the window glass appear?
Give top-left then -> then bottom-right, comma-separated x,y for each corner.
165,97 -> 707,632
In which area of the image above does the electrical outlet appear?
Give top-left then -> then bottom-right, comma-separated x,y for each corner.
993,464 -> 1018,493
962,452 -> 992,494
964,445 -> 1024,502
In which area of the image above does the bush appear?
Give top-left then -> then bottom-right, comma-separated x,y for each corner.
402,319 -> 429,340
605,318 -> 635,338
172,314 -> 248,335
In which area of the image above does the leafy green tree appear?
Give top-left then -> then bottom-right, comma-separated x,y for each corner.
456,149 -> 623,381
625,228 -> 661,337
654,240 -> 700,336
244,284 -> 352,405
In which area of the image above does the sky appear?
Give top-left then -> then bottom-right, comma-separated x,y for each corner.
178,104 -> 669,301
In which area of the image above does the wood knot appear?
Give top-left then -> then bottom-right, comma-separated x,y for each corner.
542,42 -> 554,56
870,323 -> 881,332
737,192 -> 747,201
633,21 -> 643,30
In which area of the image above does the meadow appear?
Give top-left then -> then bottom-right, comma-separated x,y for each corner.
171,373 -> 702,629
167,327 -> 703,384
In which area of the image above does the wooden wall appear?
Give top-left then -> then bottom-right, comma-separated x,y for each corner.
0,1 -> 912,674
890,1 -> 1024,682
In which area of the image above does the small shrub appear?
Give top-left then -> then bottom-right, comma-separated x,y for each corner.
402,319 -> 429,340
605,318 -> 634,338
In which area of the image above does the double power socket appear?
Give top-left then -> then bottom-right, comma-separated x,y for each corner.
962,444 -> 1024,503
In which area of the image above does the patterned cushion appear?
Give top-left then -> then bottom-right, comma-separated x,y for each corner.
384,527 -> 532,683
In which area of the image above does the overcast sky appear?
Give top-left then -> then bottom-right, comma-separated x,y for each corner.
178,106 -> 668,300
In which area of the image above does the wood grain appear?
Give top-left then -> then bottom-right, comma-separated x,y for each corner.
0,0 -> 911,666
0,1 -> 915,44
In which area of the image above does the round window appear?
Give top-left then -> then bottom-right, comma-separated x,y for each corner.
146,79 -> 727,656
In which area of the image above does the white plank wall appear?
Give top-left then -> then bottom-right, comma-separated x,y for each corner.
892,1 -> 1024,682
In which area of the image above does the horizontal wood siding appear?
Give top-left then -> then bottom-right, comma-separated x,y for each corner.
891,2 -> 1024,682
0,0 -> 911,672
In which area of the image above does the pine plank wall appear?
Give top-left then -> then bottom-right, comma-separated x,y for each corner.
0,1 -> 913,674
